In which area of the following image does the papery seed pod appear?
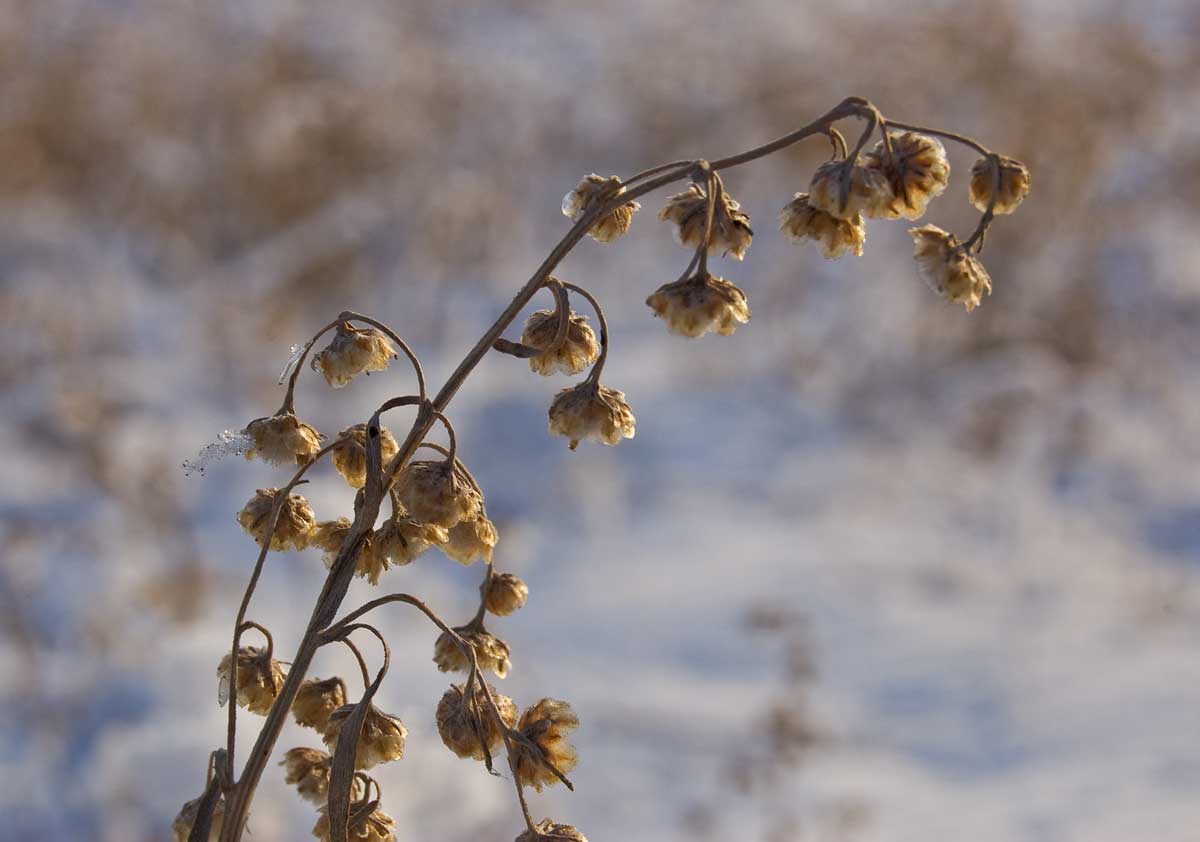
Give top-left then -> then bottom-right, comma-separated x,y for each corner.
441,514 -> 497,566
244,412 -> 323,466
311,322 -> 397,388
520,309 -> 601,377
863,132 -> 950,220
292,677 -> 347,732
433,625 -> 512,678
516,819 -> 589,842
281,747 -> 363,805
323,704 -> 407,769
309,517 -> 352,558
909,224 -> 993,312
217,646 -> 287,715
172,793 -> 225,842
657,183 -> 753,260
236,487 -> 316,551
312,802 -> 396,842
511,698 -> 580,792
312,519 -> 386,583
808,159 -> 894,220
331,424 -> 399,489
394,460 -> 482,529
374,515 -> 448,569
548,382 -> 636,450
561,174 -> 641,244
486,572 -> 529,616
645,273 -> 750,338
969,155 -> 1030,214
435,682 -> 518,760
778,192 -> 867,259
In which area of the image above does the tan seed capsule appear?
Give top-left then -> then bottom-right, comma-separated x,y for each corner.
486,573 -> 529,616
292,677 -> 347,732
515,819 -> 589,842
433,625 -> 512,678
520,309 -> 600,377
373,515 -> 448,569
778,192 -> 866,259
331,424 -> 399,489
172,794 -> 225,842
561,174 -> 641,244
658,183 -> 753,260
511,698 -> 580,792
548,382 -> 636,450
312,802 -> 396,842
969,155 -> 1031,214
310,322 -> 398,388
645,273 -> 750,338
442,515 -> 498,566
323,703 -> 407,770
863,132 -> 951,220
236,487 -> 316,551
435,682 -> 518,760
909,224 -> 993,312
280,747 -> 363,805
217,646 -> 286,715
808,159 -> 894,220
244,412 -> 323,466
394,460 -> 483,529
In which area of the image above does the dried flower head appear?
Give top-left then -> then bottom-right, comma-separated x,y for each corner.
548,381 -> 636,450
394,460 -> 483,529
331,424 -> 399,489
173,793 -> 225,842
217,646 -> 286,715
561,174 -> 641,244
512,698 -> 580,792
373,514 -> 448,569
441,514 -> 498,566
292,677 -> 347,732
658,183 -> 753,260
486,572 -> 529,616
969,155 -> 1031,214
309,517 -> 353,559
313,802 -> 396,842
909,224 -> 993,312
433,625 -> 512,678
281,747 -> 363,805
312,519 -> 388,583
310,322 -> 398,388
645,272 -> 750,338
244,412 -> 323,467
863,132 -> 950,220
323,703 -> 407,770
520,308 -> 601,377
516,819 -> 589,842
435,682 -> 519,760
778,192 -> 867,259
236,487 -> 316,551
808,159 -> 894,220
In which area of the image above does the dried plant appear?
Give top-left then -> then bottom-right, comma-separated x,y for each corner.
176,96 -> 1029,842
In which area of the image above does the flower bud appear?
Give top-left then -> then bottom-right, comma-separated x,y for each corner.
548,382 -> 635,450
433,625 -> 512,678
658,183 -> 753,260
909,224 -> 992,312
236,487 -> 316,551
310,322 -> 397,388
244,412 -> 323,466
435,682 -> 518,760
645,273 -> 750,338
292,677 -> 347,732
969,155 -> 1030,214
331,424 -> 399,489
323,703 -> 407,769
217,646 -> 286,715
520,309 -> 600,377
778,192 -> 866,259
561,174 -> 641,244
863,132 -> 950,220
511,698 -> 579,792
486,573 -> 529,616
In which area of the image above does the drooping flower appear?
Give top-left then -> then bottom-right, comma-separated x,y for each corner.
433,625 -> 512,678
515,819 -> 589,842
331,423 -> 399,489
244,412 -> 323,466
778,192 -> 867,259
441,514 -> 498,565
520,308 -> 600,377
909,224 -> 993,312
323,703 -> 407,770
435,682 -> 519,760
561,174 -> 641,244
863,132 -> 950,220
280,747 -> 362,805
373,514 -> 448,570
808,159 -> 894,220
658,183 -> 753,260
511,698 -> 580,792
172,793 -> 225,842
236,487 -> 316,551
217,646 -> 286,715
548,381 -> 636,450
645,272 -> 750,338
310,322 -> 397,388
292,677 -> 347,732
312,802 -> 396,842
969,155 -> 1031,214
486,572 -> 529,616
394,460 -> 483,529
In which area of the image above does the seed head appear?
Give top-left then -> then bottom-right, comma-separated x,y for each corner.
442,514 -> 498,565
323,703 -> 407,769
808,159 -> 894,220
645,273 -> 750,338
312,518 -> 387,582
311,322 -> 398,388
909,224 -> 993,312
331,424 -> 399,489
657,183 -> 753,260
236,487 -> 316,551
778,192 -> 866,259
969,155 -> 1031,214
394,460 -> 483,529
435,682 -> 518,760
281,747 -> 363,805
486,572 -> 529,616
292,677 -> 347,732
520,309 -> 600,377
312,802 -> 396,842
548,381 -> 635,450
516,819 -> 589,842
217,646 -> 286,715
373,514 -> 448,569
244,412 -> 323,467
561,174 -> 641,244
863,132 -> 950,220
172,794 -> 225,842
433,625 -> 512,679
511,698 -> 580,792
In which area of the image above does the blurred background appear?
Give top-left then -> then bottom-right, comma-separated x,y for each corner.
2,1 -> 1199,840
